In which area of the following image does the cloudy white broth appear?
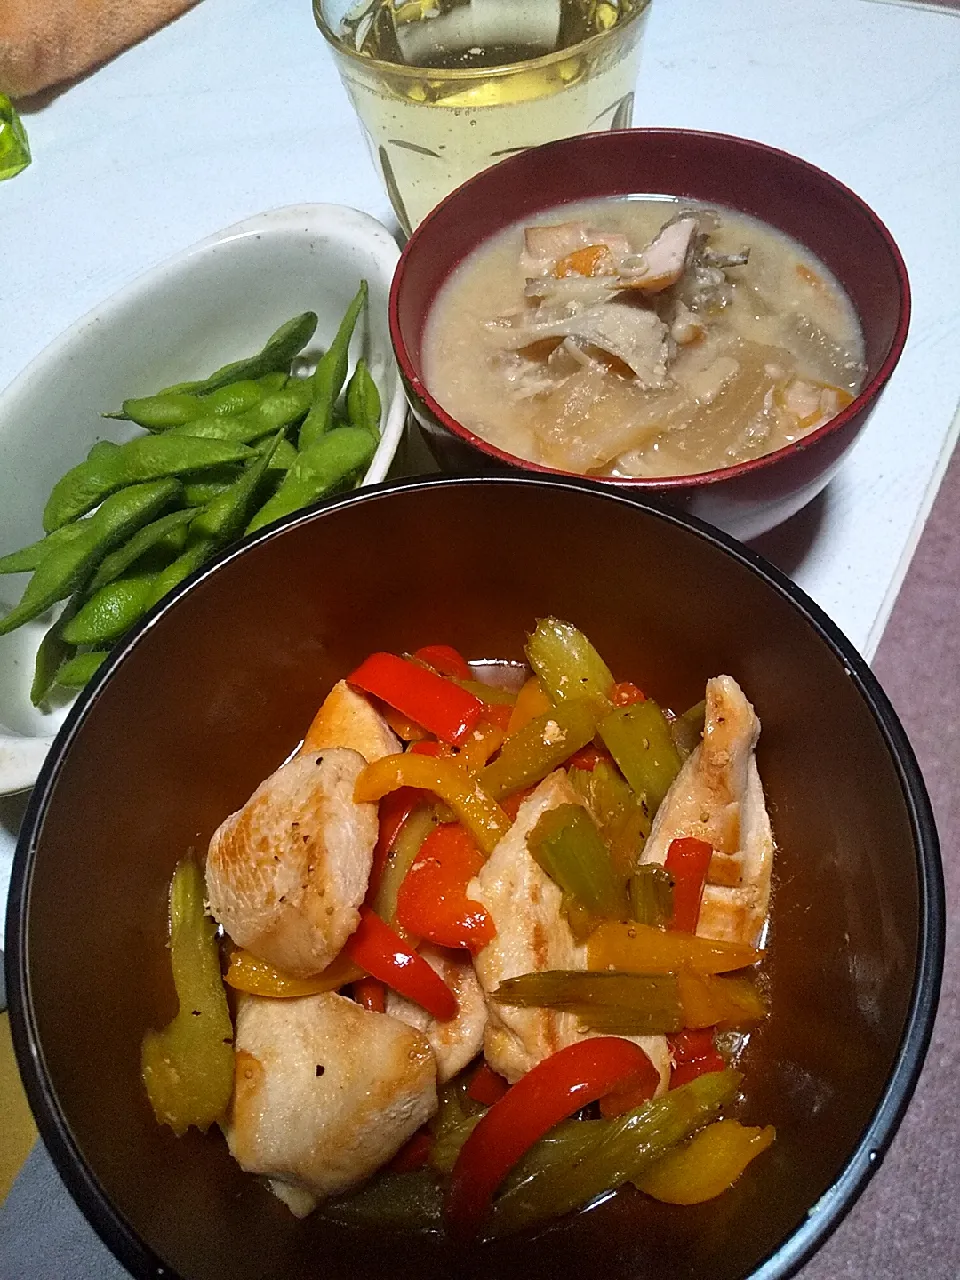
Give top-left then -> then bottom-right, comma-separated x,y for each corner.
422,197 -> 866,478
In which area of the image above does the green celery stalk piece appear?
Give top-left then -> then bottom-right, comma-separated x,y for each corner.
628,864 -> 675,927
322,1171 -> 443,1230
599,699 -> 682,817
479,700 -> 598,801
0,94 -> 30,180
140,858 -> 234,1135
528,803 -> 628,920
492,969 -> 685,1036
489,1069 -> 742,1236
672,698 -> 706,759
525,617 -> 614,712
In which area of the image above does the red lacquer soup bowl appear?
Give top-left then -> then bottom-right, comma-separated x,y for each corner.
389,129 -> 910,541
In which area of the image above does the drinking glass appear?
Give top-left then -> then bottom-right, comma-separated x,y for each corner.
314,0 -> 653,234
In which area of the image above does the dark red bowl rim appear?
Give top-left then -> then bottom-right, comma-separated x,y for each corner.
389,128 -> 911,490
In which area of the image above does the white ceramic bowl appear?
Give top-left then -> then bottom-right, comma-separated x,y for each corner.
0,203 -> 406,795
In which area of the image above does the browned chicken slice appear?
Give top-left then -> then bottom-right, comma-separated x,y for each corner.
300,679 -> 401,761
206,748 -> 377,978
385,944 -> 487,1083
469,772 -> 670,1090
641,675 -> 774,947
227,991 -> 437,1216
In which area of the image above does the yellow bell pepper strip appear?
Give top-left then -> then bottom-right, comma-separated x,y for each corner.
492,970 -> 685,1036
347,651 -> 484,746
455,678 -> 518,707
488,1068 -> 742,1236
527,803 -> 629,922
457,721 -> 505,774
634,1119 -> 776,1204
677,966 -> 767,1029
479,700 -> 599,801
140,859 -> 234,1135
587,920 -> 764,974
225,947 -> 364,998
344,906 -> 457,1020
505,675 -> 552,736
354,752 -> 511,856
447,1037 -> 657,1235
525,617 -> 614,713
598,698 -> 682,816
628,865 -> 675,927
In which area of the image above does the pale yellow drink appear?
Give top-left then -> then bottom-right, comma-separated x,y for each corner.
314,0 -> 652,234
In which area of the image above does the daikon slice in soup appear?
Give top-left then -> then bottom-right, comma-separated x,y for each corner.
421,197 -> 866,478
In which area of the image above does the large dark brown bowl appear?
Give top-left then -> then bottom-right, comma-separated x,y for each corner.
7,477 -> 942,1280
390,129 -> 910,540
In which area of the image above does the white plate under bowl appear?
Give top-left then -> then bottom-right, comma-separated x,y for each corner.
0,203 -> 406,796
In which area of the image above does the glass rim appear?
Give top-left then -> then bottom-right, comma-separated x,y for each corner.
312,0 -> 650,82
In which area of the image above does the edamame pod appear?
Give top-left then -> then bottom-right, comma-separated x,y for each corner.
191,434 -> 283,544
43,436 -> 252,531
158,312 -> 318,397
63,536 -> 215,646
169,380 -> 313,445
0,480 -> 181,637
298,283 -> 367,450
30,596 -> 80,707
346,357 -> 381,440
246,427 -> 375,534
55,650 -> 108,690
0,521 -> 86,575
88,508 -> 197,591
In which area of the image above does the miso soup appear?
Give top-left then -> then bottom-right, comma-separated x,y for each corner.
422,198 -> 866,478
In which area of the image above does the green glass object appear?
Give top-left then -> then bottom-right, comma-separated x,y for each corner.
0,95 -> 30,181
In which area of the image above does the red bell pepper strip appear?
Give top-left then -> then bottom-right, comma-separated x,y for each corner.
343,907 -> 457,1021
353,977 -> 387,1013
348,652 -> 483,746
668,1028 -> 726,1089
597,1048 -> 660,1117
466,1062 -> 510,1107
566,743 -> 612,772
413,644 -> 473,682
447,1037 -> 656,1234
388,1126 -> 435,1173
370,787 -> 425,896
665,836 -> 714,933
395,823 -> 496,954
611,681 -> 646,706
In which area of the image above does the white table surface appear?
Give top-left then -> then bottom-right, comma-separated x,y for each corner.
1,0 -> 959,915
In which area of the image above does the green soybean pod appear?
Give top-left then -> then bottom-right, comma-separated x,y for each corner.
257,372 -> 289,394
56,650 -> 108,690
298,282 -> 368,451
43,435 -> 252,531
0,480 -> 181,637
62,573 -> 157,645
159,312 -> 318,398
88,508 -> 197,591
169,381 -> 313,445
191,433 -> 283,545
0,521 -> 87,575
30,596 -> 81,707
115,393 -> 208,430
345,358 -> 382,441
246,427 -> 375,534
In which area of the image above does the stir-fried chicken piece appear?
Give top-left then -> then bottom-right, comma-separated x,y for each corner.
641,676 -> 774,947
227,991 -> 437,1216
206,748 -> 377,978
385,944 -> 487,1083
493,304 -> 669,389
470,771 -> 669,1090
300,679 -> 401,761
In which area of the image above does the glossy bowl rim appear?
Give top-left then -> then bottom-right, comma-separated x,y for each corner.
6,474 -> 943,1280
389,128 -> 912,491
